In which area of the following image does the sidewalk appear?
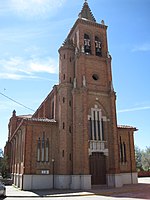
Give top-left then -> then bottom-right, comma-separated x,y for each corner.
6,177 -> 150,198
6,186 -> 92,198
6,186 -> 98,198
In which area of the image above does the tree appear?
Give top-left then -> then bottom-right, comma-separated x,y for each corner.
135,146 -> 150,172
0,148 -> 3,157
0,148 -> 3,175
135,146 -> 143,171
1,155 -> 9,178
142,147 -> 150,171
0,148 -> 9,178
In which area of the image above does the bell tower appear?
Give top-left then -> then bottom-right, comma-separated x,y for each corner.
58,0 -> 120,189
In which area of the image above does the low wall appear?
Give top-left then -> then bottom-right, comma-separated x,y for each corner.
23,174 -> 91,190
138,171 -> 150,177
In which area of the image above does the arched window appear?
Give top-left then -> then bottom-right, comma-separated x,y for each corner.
51,100 -> 54,119
37,135 -> 49,162
88,108 -> 104,141
63,122 -> 65,129
123,142 -> 127,162
84,34 -> 91,54
120,137 -> 123,163
95,36 -> 102,56
41,133 -> 45,162
37,138 -> 41,162
120,137 -> 127,163
45,138 -> 49,162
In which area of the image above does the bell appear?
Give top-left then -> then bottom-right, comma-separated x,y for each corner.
96,48 -> 100,53
85,46 -> 91,54
85,45 -> 90,50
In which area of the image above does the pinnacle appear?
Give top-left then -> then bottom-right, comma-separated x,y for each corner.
79,1 -> 96,22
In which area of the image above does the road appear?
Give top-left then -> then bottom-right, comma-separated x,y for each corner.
4,196 -> 148,200
3,195 -> 150,200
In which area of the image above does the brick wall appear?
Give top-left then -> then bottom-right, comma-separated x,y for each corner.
118,127 -> 137,173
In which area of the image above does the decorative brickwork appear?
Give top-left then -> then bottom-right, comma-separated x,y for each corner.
5,1 -> 138,190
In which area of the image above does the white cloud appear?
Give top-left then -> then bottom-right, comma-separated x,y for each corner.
29,58 -> 57,74
132,43 -> 150,52
0,56 -> 58,80
0,73 -> 38,80
10,0 -> 66,18
118,106 -> 150,113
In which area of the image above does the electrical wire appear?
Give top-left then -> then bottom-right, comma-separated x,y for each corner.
0,92 -> 35,112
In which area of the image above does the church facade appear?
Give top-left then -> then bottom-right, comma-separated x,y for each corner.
5,1 -> 138,190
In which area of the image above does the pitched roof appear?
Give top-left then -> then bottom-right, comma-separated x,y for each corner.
18,114 -> 32,119
78,1 -> 96,22
118,125 -> 138,131
25,118 -> 56,123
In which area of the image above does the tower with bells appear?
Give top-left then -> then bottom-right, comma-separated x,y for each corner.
58,0 -> 137,188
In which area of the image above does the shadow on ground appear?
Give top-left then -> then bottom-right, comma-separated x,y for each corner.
5,178 -> 150,199
30,182 -> 150,199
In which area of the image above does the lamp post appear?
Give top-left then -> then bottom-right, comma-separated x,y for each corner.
52,159 -> 55,189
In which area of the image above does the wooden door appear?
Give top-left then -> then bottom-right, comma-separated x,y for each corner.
89,152 -> 106,185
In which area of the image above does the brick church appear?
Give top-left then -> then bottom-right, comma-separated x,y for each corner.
5,1 -> 138,190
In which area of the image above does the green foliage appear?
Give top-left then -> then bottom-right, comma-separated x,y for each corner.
0,148 -> 9,178
1,155 -> 9,178
0,148 -> 3,157
135,146 -> 150,172
135,146 -> 143,171
141,147 -> 150,171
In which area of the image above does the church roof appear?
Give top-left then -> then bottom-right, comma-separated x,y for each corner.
118,125 -> 138,131
25,118 -> 56,123
61,38 -> 74,49
78,0 -> 96,22
18,114 -> 32,119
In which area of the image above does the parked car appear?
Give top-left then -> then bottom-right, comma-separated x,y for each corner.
0,181 -> 6,198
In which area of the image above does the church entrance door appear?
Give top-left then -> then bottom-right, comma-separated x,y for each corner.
89,152 -> 106,185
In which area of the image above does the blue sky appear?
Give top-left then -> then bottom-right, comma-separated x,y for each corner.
0,0 -> 150,151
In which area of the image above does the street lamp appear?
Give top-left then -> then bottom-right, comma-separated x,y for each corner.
52,159 -> 55,189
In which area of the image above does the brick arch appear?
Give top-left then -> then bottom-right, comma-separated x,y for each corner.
82,29 -> 93,38
95,35 -> 102,57
83,32 -> 92,54
81,29 -> 92,45
88,101 -> 109,119
94,31 -> 107,57
94,31 -> 103,41
88,101 -> 110,143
